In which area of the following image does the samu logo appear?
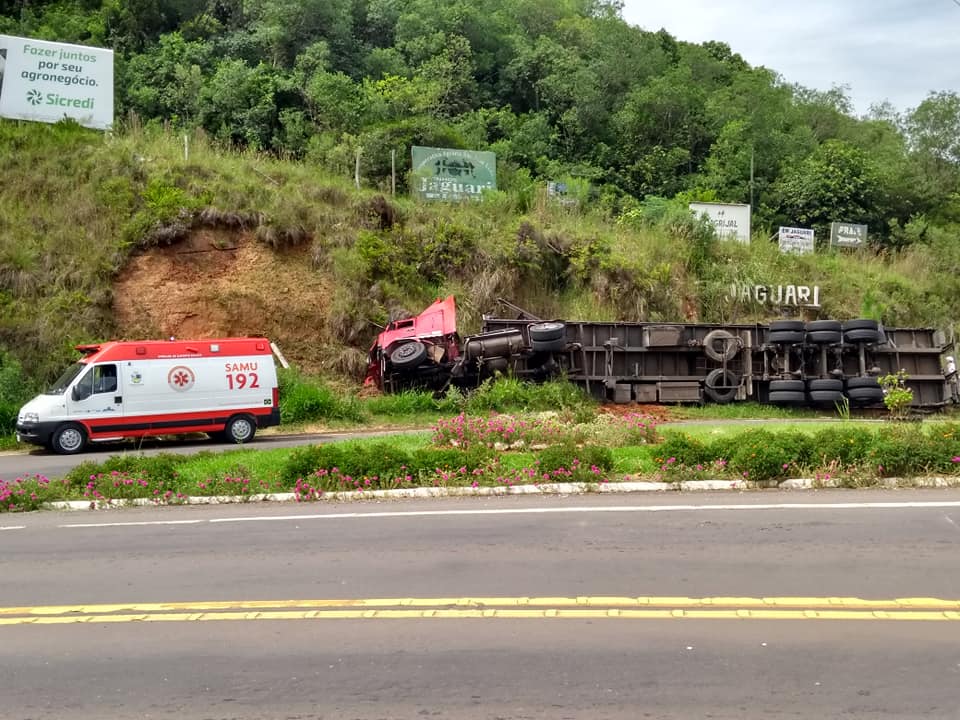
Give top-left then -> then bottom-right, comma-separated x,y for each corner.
26,89 -> 43,106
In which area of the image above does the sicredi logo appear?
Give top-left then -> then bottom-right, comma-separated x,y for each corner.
26,89 -> 42,105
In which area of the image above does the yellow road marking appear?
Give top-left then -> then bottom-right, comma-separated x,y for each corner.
1,607 -> 959,625
2,596 -> 959,618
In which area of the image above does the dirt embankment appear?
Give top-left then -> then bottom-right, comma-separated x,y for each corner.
113,229 -> 333,373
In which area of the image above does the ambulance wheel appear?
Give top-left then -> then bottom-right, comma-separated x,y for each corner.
50,423 -> 87,455
224,415 -> 257,444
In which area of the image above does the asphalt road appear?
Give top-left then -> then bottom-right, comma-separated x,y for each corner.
3,490 -> 960,719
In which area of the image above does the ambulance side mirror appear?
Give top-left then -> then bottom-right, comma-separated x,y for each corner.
72,385 -> 90,402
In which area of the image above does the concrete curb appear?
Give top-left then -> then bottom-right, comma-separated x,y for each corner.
40,476 -> 960,512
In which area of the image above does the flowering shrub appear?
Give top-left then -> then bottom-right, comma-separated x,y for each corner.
537,443 -> 614,482
654,457 -> 729,483
432,411 -> 659,450
0,474 -> 72,512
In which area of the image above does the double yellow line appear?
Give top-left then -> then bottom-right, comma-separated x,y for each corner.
2,596 -> 960,625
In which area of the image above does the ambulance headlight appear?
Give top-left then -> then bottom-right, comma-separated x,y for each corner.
19,412 -> 39,424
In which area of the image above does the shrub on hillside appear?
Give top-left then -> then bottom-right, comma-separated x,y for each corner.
278,368 -> 364,424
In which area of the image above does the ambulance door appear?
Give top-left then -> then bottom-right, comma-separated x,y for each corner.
67,363 -> 123,421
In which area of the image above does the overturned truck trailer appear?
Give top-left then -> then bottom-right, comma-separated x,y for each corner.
365,297 -> 957,409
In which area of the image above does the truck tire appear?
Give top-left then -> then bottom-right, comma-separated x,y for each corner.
806,330 -> 842,344
842,319 -> 879,332
809,390 -> 844,405
704,368 -> 739,403
770,320 -> 804,332
531,337 -> 566,353
768,391 -> 806,405
847,387 -> 885,405
703,329 -> 739,362
50,423 -> 87,455
390,341 -> 428,369
769,330 -> 804,344
846,376 -> 881,389
529,322 -> 565,342
807,378 -> 843,392
224,414 -> 257,444
844,328 -> 881,344
769,379 -> 805,393
805,320 -> 842,333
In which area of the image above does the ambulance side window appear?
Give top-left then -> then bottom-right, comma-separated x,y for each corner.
72,364 -> 117,401
94,365 -> 118,394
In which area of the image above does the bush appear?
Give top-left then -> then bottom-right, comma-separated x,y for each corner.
867,426 -> 941,476
283,441 -> 413,484
811,426 -> 874,467
279,369 -> 365,424
728,430 -> 812,481
536,443 -> 613,482
656,432 -> 714,466
63,453 -> 185,488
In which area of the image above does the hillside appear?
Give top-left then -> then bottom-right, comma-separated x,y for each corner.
2,119 -> 960,396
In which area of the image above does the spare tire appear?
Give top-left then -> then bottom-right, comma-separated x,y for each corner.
703,329 -> 740,362
529,322 -> 565,342
704,368 -> 739,403
390,341 -> 428,369
531,337 -> 566,353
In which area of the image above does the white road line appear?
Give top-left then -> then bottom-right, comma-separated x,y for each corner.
57,501 -> 960,529
0,525 -> 25,531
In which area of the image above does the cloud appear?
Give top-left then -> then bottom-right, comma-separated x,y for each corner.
620,0 -> 960,113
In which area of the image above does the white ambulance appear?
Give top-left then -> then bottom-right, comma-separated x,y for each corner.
16,337 -> 280,454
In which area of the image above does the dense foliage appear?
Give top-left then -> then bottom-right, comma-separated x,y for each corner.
2,0 -> 958,241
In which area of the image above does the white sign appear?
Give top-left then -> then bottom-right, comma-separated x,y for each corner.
830,222 -> 867,248
778,226 -> 815,254
689,202 -> 751,244
0,34 -> 114,130
729,283 -> 821,308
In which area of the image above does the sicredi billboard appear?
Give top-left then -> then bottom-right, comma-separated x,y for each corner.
412,146 -> 496,201
0,34 -> 114,130
689,202 -> 751,244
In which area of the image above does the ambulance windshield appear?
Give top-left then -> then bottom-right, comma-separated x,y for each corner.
46,363 -> 85,395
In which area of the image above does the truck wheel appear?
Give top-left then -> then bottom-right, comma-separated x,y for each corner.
847,387 -> 884,405
807,379 -> 843,392
806,330 -> 842,344
846,376 -> 881,389
769,379 -> 805,393
805,320 -> 842,333
768,330 -> 804,344
809,390 -> 844,405
529,322 -> 565,342
390,341 -> 428,369
768,391 -> 806,405
844,328 -> 881,344
704,368 -> 739,403
224,415 -> 257,444
770,320 -> 804,332
703,329 -> 739,362
531,337 -> 565,353
50,423 -> 87,455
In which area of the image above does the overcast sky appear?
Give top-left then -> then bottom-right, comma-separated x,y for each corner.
620,0 -> 960,116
